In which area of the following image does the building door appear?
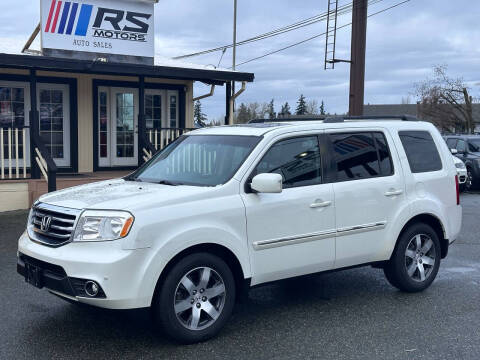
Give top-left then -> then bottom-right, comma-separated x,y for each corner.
37,83 -> 70,167
98,87 -> 138,167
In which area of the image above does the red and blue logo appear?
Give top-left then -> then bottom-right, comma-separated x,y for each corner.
44,0 -> 93,36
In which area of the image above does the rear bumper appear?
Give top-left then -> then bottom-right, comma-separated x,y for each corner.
446,204 -> 462,245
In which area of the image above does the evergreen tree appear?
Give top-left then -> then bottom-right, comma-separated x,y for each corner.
280,102 -> 291,117
319,100 -> 326,115
267,99 -> 276,119
296,94 -> 307,115
194,100 -> 207,126
236,103 -> 250,124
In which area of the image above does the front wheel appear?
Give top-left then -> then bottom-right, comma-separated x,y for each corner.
384,223 -> 441,293
153,253 -> 236,344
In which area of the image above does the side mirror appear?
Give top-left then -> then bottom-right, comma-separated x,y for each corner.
251,173 -> 283,194
450,148 -> 458,155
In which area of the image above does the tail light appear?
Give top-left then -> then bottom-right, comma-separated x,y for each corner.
455,175 -> 460,205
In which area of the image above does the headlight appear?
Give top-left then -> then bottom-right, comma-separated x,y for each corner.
27,208 -> 34,228
455,162 -> 466,169
73,210 -> 134,242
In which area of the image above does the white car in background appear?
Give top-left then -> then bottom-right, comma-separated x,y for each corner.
452,155 -> 467,191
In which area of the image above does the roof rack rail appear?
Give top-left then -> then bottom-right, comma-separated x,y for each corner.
249,117 -> 327,124
323,115 -> 420,123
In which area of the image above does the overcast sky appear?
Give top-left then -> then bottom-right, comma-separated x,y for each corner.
1,0 -> 480,121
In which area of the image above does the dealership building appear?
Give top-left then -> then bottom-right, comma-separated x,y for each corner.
0,0 -> 254,212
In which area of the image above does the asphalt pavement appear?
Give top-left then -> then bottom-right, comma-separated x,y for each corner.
1,194 -> 479,360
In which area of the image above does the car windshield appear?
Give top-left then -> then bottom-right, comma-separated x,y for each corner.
468,139 -> 480,152
132,135 -> 261,186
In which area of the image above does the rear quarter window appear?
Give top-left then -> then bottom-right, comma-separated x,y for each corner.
399,131 -> 442,173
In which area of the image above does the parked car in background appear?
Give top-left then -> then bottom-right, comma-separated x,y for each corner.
18,117 -> 462,343
452,155 -> 467,191
445,135 -> 480,191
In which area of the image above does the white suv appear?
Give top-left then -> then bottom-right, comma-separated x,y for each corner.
18,118 -> 462,343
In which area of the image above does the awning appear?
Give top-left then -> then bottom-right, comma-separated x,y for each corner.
0,53 -> 254,85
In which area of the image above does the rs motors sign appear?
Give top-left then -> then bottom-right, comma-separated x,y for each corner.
40,0 -> 155,59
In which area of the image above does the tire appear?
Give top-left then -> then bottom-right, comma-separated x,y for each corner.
153,252 -> 236,344
384,223 -> 441,293
466,167 -> 477,191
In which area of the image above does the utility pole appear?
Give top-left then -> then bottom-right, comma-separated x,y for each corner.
348,0 -> 368,116
232,0 -> 237,123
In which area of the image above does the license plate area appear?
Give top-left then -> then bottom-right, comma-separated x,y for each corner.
25,262 -> 44,289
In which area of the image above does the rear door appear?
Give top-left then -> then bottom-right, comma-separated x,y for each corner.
326,129 -> 408,268
241,133 -> 336,285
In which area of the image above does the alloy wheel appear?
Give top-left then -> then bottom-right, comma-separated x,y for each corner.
404,234 -> 437,282
174,267 -> 226,331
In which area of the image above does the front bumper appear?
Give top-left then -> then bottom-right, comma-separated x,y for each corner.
17,231 -> 153,309
17,253 -> 107,299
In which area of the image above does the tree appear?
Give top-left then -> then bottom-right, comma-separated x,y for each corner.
267,99 -> 276,119
194,100 -> 207,126
235,103 -> 250,124
306,99 -> 318,115
319,100 -> 326,115
415,65 -> 476,134
279,102 -> 291,117
296,94 -> 307,115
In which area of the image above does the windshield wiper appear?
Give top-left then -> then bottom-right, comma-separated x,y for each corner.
157,180 -> 181,186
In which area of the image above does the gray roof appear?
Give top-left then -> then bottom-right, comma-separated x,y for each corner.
364,104 -> 480,124
364,104 -> 418,117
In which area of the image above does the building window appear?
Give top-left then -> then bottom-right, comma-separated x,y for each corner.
145,94 -> 162,130
0,86 -> 26,159
39,89 -> 65,159
169,95 -> 178,128
99,91 -> 108,158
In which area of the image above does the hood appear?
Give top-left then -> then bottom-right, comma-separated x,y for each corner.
38,179 -> 214,211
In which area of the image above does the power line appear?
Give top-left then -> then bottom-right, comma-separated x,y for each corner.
172,0 -> 385,60
234,0 -> 411,68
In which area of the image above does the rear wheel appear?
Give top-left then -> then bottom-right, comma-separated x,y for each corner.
153,253 -> 236,344
384,223 -> 441,292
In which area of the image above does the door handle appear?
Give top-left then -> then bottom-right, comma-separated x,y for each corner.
384,189 -> 403,197
310,200 -> 332,209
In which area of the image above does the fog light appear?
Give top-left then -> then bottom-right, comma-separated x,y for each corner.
85,281 -> 99,297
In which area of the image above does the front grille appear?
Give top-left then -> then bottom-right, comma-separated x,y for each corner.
29,203 -> 82,247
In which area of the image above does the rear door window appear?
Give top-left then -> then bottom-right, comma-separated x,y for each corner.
329,132 -> 391,182
373,133 -> 394,176
399,131 -> 442,173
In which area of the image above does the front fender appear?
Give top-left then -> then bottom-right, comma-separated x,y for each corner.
137,226 -> 251,306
